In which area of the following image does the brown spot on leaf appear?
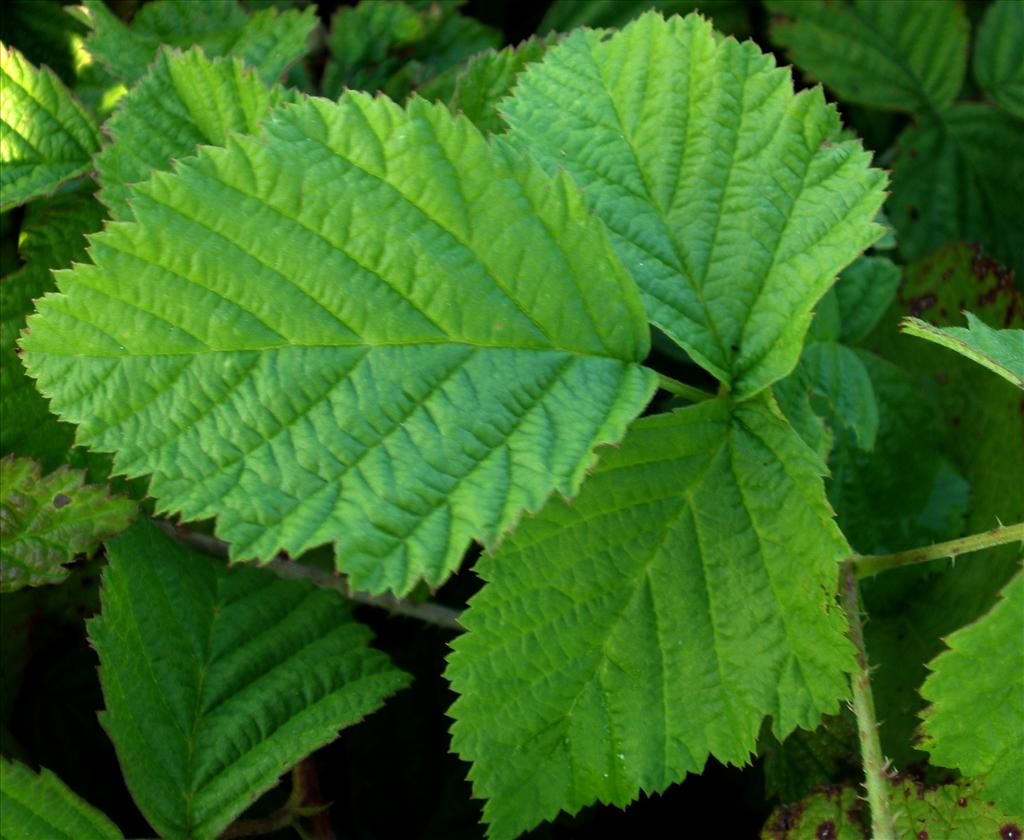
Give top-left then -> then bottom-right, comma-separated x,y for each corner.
1001,825 -> 1021,840
957,797 -> 968,807
817,821 -> 837,840
918,832 -> 929,840
909,293 -> 938,315
909,206 -> 920,221
53,493 -> 71,509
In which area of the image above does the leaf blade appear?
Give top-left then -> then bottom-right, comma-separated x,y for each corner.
900,312 -> 1024,389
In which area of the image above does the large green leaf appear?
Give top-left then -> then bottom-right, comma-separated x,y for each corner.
920,572 -> 1024,816
96,48 -> 292,221
89,520 -> 410,840
503,12 -> 887,399
900,312 -> 1024,389
766,0 -> 968,115
447,396 -> 853,839
72,0 -> 316,86
0,44 -> 100,211
0,758 -> 123,840
761,778 -> 1020,839
22,93 -> 657,595
888,105 -> 1024,277
0,456 -> 137,592
974,0 -> 1024,119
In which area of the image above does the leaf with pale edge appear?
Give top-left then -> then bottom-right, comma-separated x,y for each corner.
0,758 -> 123,840
889,105 -> 1024,277
0,456 -> 136,593
22,93 -> 656,596
96,48 -> 292,222
974,0 -> 1024,119
901,313 -> 1024,390
761,778 -> 1019,839
89,519 -> 410,840
766,0 -> 967,114
920,572 -> 1024,816
503,13 -> 886,399
447,396 -> 853,839
72,0 -> 316,86
0,44 -> 100,212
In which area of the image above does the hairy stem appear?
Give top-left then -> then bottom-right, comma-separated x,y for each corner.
156,520 -> 463,631
839,561 -> 895,840
853,521 -> 1024,580
656,373 -> 715,402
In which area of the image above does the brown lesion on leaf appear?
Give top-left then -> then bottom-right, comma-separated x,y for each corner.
52,493 -> 71,508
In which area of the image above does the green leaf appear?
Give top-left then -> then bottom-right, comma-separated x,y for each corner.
22,93 -> 657,595
447,396 -> 853,839
96,47 -> 292,221
900,312 -> 1024,389
0,44 -> 101,212
834,255 -> 900,344
766,0 -> 968,114
540,0 -> 750,38
423,35 -> 556,135
920,572 -> 1024,816
89,519 -> 409,840
0,456 -> 137,592
760,712 -> 859,804
888,105 -> 1024,277
0,758 -> 124,840
73,0 -> 317,86
761,778 -> 1020,839
974,0 -> 1024,119
503,13 -> 887,399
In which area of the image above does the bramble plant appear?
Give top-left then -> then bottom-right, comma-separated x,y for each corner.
1,1 -> 1022,839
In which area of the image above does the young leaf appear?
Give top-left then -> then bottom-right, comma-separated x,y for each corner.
0,456 -> 137,593
22,93 -> 657,595
766,0 -> 968,114
974,0 -> 1024,119
0,44 -> 101,211
900,312 -> 1024,390
0,758 -> 124,840
96,48 -> 292,221
920,572 -> 1024,816
447,396 -> 854,839
72,0 -> 316,86
761,778 -> 1020,839
888,105 -> 1024,277
503,12 -> 887,399
89,520 -> 411,840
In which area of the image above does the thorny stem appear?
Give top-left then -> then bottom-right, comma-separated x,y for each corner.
839,560 -> 896,840
156,520 -> 463,631
853,521 -> 1024,580
656,373 -> 715,403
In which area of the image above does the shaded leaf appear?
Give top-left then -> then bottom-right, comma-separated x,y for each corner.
504,12 -> 887,398
0,758 -> 123,840
540,0 -> 750,37
920,572 -> 1024,815
0,44 -> 100,211
448,396 -> 853,839
89,519 -> 410,840
760,712 -> 859,804
900,312 -> 1024,389
22,93 -> 657,595
0,456 -> 137,592
0,0 -> 87,85
834,255 -> 900,344
974,0 -> 1024,119
766,0 -> 968,114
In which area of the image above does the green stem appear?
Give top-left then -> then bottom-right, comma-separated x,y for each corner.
656,373 -> 715,402
853,521 -> 1024,580
839,561 -> 895,840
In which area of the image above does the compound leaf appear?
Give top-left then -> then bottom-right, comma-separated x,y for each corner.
920,572 -> 1024,815
888,105 -> 1024,277
503,12 -> 887,399
73,0 -> 316,86
900,312 -> 1024,389
766,0 -> 968,114
0,44 -> 100,211
0,758 -> 124,840
22,93 -> 657,595
96,48 -> 292,221
448,396 -> 853,839
0,456 -> 137,593
974,0 -> 1024,119
89,519 -> 410,840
